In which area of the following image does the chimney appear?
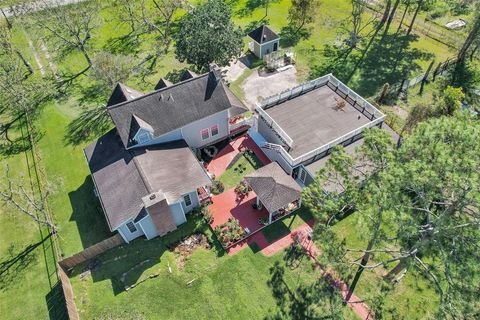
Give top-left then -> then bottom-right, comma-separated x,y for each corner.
209,63 -> 222,82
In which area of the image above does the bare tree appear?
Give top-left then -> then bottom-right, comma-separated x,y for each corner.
0,166 -> 56,232
0,25 -> 33,77
343,0 -> 378,51
139,0 -> 183,54
29,0 -> 101,77
115,0 -> 142,34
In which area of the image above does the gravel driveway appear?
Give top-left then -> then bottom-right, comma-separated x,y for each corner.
242,66 -> 298,108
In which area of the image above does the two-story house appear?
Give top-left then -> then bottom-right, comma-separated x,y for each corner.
84,68 -> 250,242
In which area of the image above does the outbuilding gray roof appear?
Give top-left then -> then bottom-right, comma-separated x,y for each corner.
245,162 -> 302,213
107,71 -> 250,148
248,25 -> 279,44
84,130 -> 211,230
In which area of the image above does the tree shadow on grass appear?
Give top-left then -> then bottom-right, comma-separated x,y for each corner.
103,34 -> 141,56
236,0 -> 265,17
354,33 -> 434,97
0,236 -> 50,291
266,260 -> 345,319
64,105 -> 112,146
279,26 -> 311,47
311,33 -> 434,98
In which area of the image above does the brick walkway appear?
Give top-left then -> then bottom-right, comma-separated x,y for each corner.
228,220 -> 373,320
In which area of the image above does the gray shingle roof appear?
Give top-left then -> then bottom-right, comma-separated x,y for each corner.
107,71 -> 250,148
154,78 -> 173,90
248,25 -> 279,44
180,69 -> 198,81
107,83 -> 145,107
84,130 -> 211,230
245,162 -> 301,213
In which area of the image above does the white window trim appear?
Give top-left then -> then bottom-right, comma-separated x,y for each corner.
201,128 -> 210,140
183,194 -> 192,207
300,168 -> 307,183
126,221 -> 137,233
211,124 -> 219,137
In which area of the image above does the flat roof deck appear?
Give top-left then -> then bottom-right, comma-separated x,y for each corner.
264,85 -> 371,158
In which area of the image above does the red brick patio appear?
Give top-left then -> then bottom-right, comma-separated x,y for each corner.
206,133 -> 274,242
206,133 -> 270,177
209,187 -> 270,234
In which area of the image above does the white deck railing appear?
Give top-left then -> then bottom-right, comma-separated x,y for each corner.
255,106 -> 294,147
256,74 -> 386,167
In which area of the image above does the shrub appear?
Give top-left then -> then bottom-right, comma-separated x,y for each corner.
211,180 -> 225,195
213,218 -> 246,247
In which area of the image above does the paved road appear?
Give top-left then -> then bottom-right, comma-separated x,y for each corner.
1,0 -> 87,17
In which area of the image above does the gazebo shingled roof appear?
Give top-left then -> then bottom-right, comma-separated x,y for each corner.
244,162 -> 301,213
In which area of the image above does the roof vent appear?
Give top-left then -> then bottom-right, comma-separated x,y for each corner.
168,93 -> 174,102
149,194 -> 156,200
263,34 -> 267,40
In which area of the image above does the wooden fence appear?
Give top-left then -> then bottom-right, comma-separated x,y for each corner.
59,233 -> 125,270
57,263 -> 80,320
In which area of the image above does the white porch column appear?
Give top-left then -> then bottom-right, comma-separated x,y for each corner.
298,197 -> 302,208
256,197 -> 260,206
269,211 -> 272,224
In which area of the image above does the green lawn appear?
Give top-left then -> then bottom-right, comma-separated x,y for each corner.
217,151 -> 263,190
262,206 -> 313,243
70,215 -> 357,319
0,120 -> 63,319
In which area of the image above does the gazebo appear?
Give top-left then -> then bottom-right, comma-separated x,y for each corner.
244,162 -> 302,224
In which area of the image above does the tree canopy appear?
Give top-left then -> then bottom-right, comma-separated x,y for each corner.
174,0 -> 243,72
303,114 -> 480,318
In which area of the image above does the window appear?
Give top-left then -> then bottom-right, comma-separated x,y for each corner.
137,132 -> 150,144
201,128 -> 210,140
183,194 -> 192,207
300,168 -> 307,183
126,221 -> 137,233
211,125 -> 219,136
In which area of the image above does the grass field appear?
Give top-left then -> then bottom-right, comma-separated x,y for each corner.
70,215 -> 358,319
0,0 -> 460,318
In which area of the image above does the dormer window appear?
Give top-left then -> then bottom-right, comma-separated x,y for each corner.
136,132 -> 151,144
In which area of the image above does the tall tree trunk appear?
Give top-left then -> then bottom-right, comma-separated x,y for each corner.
383,0 -> 400,37
15,49 -> 34,76
80,45 -> 92,67
396,3 -> 410,34
1,8 -> 12,29
470,43 -> 479,61
407,0 -> 423,35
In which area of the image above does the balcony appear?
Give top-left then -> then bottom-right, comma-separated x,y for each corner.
228,114 -> 255,135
